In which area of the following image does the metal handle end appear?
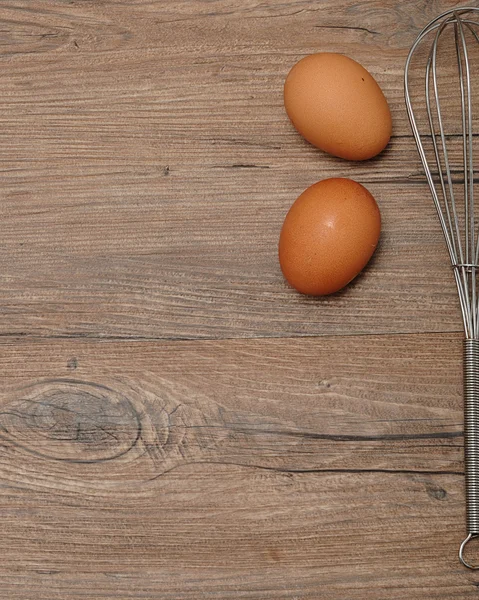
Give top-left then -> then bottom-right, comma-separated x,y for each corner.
460,533 -> 479,569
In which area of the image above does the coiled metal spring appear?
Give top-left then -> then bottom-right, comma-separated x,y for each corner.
461,340 -> 479,567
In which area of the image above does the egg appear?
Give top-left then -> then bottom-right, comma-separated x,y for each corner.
284,53 -> 392,160
279,178 -> 381,295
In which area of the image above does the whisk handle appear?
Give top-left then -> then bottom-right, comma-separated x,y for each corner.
460,339 -> 479,568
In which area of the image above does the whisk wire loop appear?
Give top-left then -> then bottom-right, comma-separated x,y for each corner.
405,7 -> 479,340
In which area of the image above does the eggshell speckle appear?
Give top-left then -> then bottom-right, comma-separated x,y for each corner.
284,53 -> 392,160
279,178 -> 381,295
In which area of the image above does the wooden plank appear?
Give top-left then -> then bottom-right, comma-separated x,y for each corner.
0,333 -> 465,474
0,0 -> 473,144
0,177 -> 463,339
0,0 -> 472,340
0,332 -> 474,598
0,469 -> 474,599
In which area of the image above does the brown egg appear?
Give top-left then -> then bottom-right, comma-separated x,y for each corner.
279,178 -> 381,295
284,53 -> 392,160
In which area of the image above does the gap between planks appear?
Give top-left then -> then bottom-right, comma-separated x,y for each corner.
0,328 -> 465,343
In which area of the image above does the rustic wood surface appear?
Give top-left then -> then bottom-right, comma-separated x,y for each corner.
1,0 -> 478,598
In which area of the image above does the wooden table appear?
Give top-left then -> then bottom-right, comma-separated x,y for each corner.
0,1 -> 475,598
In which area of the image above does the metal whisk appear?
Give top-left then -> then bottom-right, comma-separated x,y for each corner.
405,6 -> 479,568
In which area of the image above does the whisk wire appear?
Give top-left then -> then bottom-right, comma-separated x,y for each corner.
454,22 -> 469,264
405,7 -> 479,340
456,17 -> 477,337
426,30 -> 474,337
453,18 -> 476,336
430,25 -> 463,263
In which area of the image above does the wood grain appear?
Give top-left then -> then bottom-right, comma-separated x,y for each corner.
0,333 -> 466,474
0,0 -> 471,340
0,333 -> 475,598
0,0 -> 476,598
0,179 -> 466,339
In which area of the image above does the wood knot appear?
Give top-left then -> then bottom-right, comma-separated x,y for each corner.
426,482 -> 448,501
0,21 -> 70,56
0,380 -> 141,463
